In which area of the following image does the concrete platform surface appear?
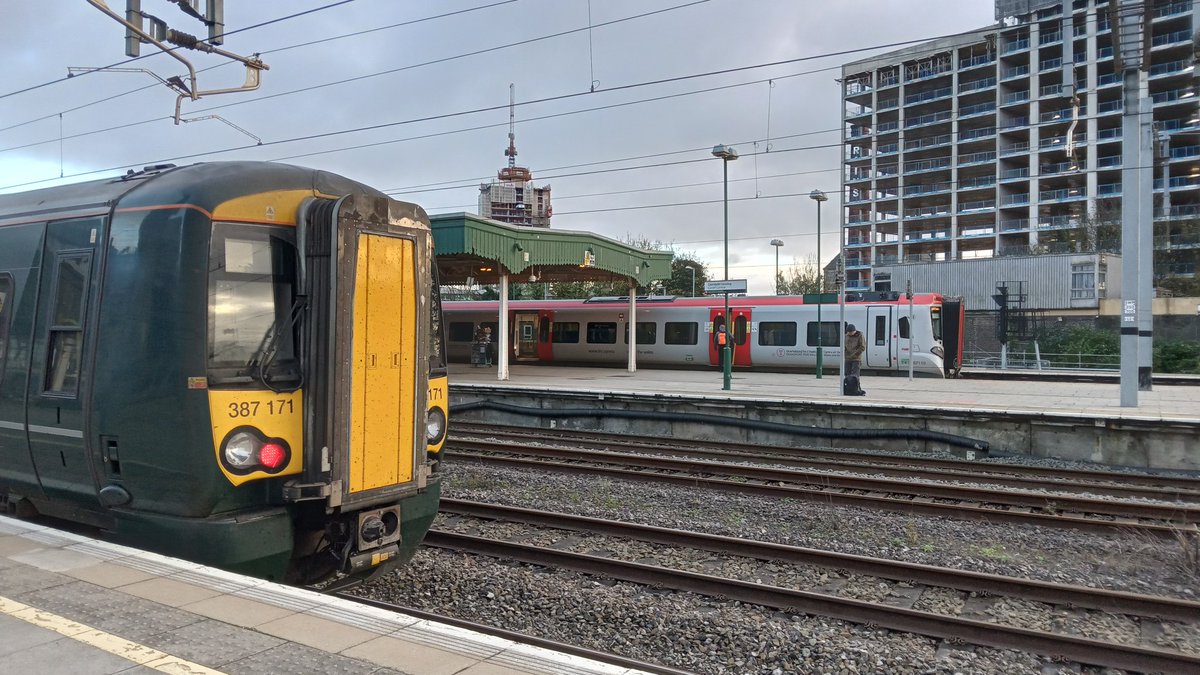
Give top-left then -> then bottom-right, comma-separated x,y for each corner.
450,364 -> 1200,423
0,515 -> 649,675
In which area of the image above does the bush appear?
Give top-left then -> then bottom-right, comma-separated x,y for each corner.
1155,341 -> 1200,374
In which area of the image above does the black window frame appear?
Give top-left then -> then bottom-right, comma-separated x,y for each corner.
623,321 -> 657,345
43,252 -> 93,397
664,321 -> 698,345
586,321 -> 618,344
551,321 -> 580,344
805,321 -> 842,347
758,321 -> 797,347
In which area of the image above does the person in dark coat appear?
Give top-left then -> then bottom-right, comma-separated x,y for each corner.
844,323 -> 866,396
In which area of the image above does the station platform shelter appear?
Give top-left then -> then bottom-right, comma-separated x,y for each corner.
431,213 -> 674,381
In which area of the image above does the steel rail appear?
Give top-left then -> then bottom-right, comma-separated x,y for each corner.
448,439 -> 1200,525
334,593 -> 695,675
441,498 -> 1200,622
452,421 -> 1200,494
449,451 -> 1191,537
424,530 -> 1200,674
451,425 -> 1200,502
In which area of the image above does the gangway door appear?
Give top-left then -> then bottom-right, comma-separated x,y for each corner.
513,312 -> 539,360
865,305 -> 893,369
708,307 -> 752,367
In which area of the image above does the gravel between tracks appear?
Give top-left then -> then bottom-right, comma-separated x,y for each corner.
358,460 -> 1199,674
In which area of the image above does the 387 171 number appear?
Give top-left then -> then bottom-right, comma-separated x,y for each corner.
227,399 -> 295,418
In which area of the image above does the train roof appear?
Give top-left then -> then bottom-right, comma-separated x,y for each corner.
0,161 -> 402,224
444,292 -> 947,309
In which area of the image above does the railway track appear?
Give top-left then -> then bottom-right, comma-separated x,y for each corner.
452,421 -> 1200,501
425,504 -> 1200,674
446,434 -> 1200,537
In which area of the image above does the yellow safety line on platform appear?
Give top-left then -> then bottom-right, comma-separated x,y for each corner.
0,594 -> 226,674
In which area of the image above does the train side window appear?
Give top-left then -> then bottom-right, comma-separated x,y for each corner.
664,322 -> 698,345
45,253 -> 92,396
0,275 -> 12,376
899,316 -> 910,339
539,316 -> 550,342
805,321 -> 841,347
448,322 -> 475,342
758,322 -> 796,347
874,316 -> 887,346
623,321 -> 657,345
586,322 -> 617,344
551,322 -> 579,343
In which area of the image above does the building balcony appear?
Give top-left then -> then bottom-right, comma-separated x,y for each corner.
1096,99 -> 1122,114
1149,59 -> 1194,78
1002,38 -> 1031,54
1002,65 -> 1031,81
999,218 -> 1031,232
959,127 -> 997,142
960,226 -> 996,237
1040,160 -> 1082,175
958,199 -> 996,213
905,134 -> 953,151
903,182 -> 951,197
959,150 -> 997,166
1038,215 -> 1082,230
903,230 -> 952,242
1153,1 -> 1193,19
959,102 -> 997,118
1096,182 -> 1122,196
1001,142 -> 1031,156
1096,127 -> 1122,142
904,86 -> 954,106
1097,154 -> 1122,168
877,121 -> 900,134
1152,29 -> 1193,48
999,116 -> 1030,130
1039,187 -> 1087,202
1002,90 -> 1031,105
1040,106 -> 1086,123
845,258 -> 872,269
1001,193 -> 1031,207
1039,56 -> 1063,71
1157,204 -> 1200,220
903,157 -> 952,173
903,204 -> 952,219
1000,167 -> 1030,181
959,53 -> 996,69
1153,88 -> 1197,106
1039,30 -> 1062,45
959,175 -> 997,190
878,143 -> 900,156
1157,175 -> 1200,190
904,110 -> 953,129
1097,72 -> 1121,88
878,97 -> 899,111
1039,132 -> 1086,149
959,76 -> 997,94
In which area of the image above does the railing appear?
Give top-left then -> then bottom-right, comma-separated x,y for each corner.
905,133 -> 952,150
1000,218 -> 1030,231
847,169 -> 872,181
1159,119 -> 1200,132
875,188 -> 900,199
959,175 -> 997,189
959,102 -> 996,117
1039,83 -> 1063,97
878,75 -> 899,88
1001,142 -> 1030,156
1097,154 -> 1122,167
1039,31 -> 1062,45
846,81 -> 872,96
877,121 -> 899,133
846,147 -> 872,160
1152,29 -> 1192,47
963,350 -> 1120,371
905,110 -> 953,128
1000,115 -> 1030,129
1150,59 -> 1191,77
1157,175 -> 1200,189
904,86 -> 954,106
1038,215 -> 1081,229
878,143 -> 900,155
1153,1 -> 1192,18
1097,182 -> 1122,196
847,215 -> 872,224
845,236 -> 871,245
959,77 -> 997,93
1097,72 -> 1121,86
846,104 -> 872,117
959,126 -> 996,141
959,151 -> 997,165
878,97 -> 899,110
996,245 -> 1034,257
1040,160 -> 1081,175
903,157 -> 951,173
845,257 -> 871,268
903,182 -> 951,196
848,127 -> 872,139
958,199 -> 996,212
877,211 -> 900,221
908,62 -> 953,82
1152,88 -> 1196,105
1097,99 -> 1122,113
1157,204 -> 1200,219
903,204 -> 951,218
1097,127 -> 1122,140
1040,187 -> 1086,201
959,54 -> 995,69
1002,38 -> 1030,53
1040,106 -> 1086,123
1156,233 -> 1200,249
1001,193 -> 1030,206
1000,167 -> 1030,180
903,252 -> 946,263
875,254 -> 900,265
1040,57 -> 1063,71
1002,90 -> 1030,104
1039,132 -> 1086,148
903,230 -> 951,241
1002,65 -> 1030,80
877,163 -> 899,177
1097,46 -> 1114,59
960,227 -> 995,237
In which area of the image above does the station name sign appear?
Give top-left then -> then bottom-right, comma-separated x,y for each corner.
703,279 -> 748,294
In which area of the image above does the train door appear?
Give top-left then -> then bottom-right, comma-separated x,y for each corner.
26,217 -> 102,506
865,305 -> 893,369
708,307 -> 752,367
513,312 -> 539,360
536,310 -> 554,361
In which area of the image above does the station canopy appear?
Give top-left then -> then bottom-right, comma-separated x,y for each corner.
430,212 -> 674,285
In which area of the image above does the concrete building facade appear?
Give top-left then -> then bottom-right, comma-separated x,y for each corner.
839,0 -> 1199,294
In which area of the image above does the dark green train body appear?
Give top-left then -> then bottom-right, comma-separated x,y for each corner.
0,161 -> 449,583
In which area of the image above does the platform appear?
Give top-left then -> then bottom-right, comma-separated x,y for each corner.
450,363 -> 1200,424
0,515 -> 646,675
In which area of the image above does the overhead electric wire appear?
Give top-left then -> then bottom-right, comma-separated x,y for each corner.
0,27 -> 989,192
0,0 -> 519,136
0,0 -> 360,102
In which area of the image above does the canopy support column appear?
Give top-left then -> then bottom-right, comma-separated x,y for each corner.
498,274 -> 510,381
627,282 -> 637,373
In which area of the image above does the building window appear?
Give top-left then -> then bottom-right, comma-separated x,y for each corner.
759,322 -> 797,347
1071,262 -> 1096,299
664,322 -> 698,345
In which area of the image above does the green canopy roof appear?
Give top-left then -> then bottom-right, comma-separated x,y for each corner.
430,212 -> 674,285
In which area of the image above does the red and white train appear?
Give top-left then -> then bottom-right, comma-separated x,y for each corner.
443,292 -> 965,377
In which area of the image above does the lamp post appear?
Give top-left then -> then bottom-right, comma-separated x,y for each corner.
809,189 -> 829,378
769,239 -> 784,294
687,265 -> 697,297
712,144 -> 738,391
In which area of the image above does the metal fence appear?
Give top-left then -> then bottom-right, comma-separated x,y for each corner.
963,350 -> 1119,371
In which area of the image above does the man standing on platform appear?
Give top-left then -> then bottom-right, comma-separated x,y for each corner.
844,324 -> 866,396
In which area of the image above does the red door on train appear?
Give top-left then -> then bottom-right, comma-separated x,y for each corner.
536,310 -> 555,362
708,307 -> 752,367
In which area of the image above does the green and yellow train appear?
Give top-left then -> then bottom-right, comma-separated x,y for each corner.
0,161 -> 447,584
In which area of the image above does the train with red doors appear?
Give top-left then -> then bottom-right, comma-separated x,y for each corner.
444,291 -> 964,377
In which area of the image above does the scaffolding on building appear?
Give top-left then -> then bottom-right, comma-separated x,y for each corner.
478,84 -> 552,227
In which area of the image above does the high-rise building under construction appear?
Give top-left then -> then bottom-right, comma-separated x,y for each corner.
479,84 -> 553,227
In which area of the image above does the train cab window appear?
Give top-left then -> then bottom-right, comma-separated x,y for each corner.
623,321 -> 657,345
0,275 -> 12,379
586,322 -> 617,344
207,224 -> 299,386
429,266 -> 447,374
733,315 -> 748,346
874,316 -> 887,346
664,322 -> 698,345
758,322 -> 796,346
805,321 -> 841,347
899,316 -> 911,339
930,306 -> 942,341
45,254 -> 92,396
552,321 -> 579,343
448,322 -> 475,342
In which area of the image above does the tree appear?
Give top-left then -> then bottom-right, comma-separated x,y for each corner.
663,253 -> 709,297
775,257 -> 823,295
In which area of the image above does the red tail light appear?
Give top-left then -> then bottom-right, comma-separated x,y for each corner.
259,443 -> 287,469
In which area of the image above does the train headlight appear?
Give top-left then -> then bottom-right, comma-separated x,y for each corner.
931,344 -> 945,358
426,407 -> 447,445
219,427 -> 291,474
224,431 -> 259,468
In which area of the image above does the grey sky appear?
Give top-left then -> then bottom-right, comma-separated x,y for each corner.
0,0 -> 995,293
